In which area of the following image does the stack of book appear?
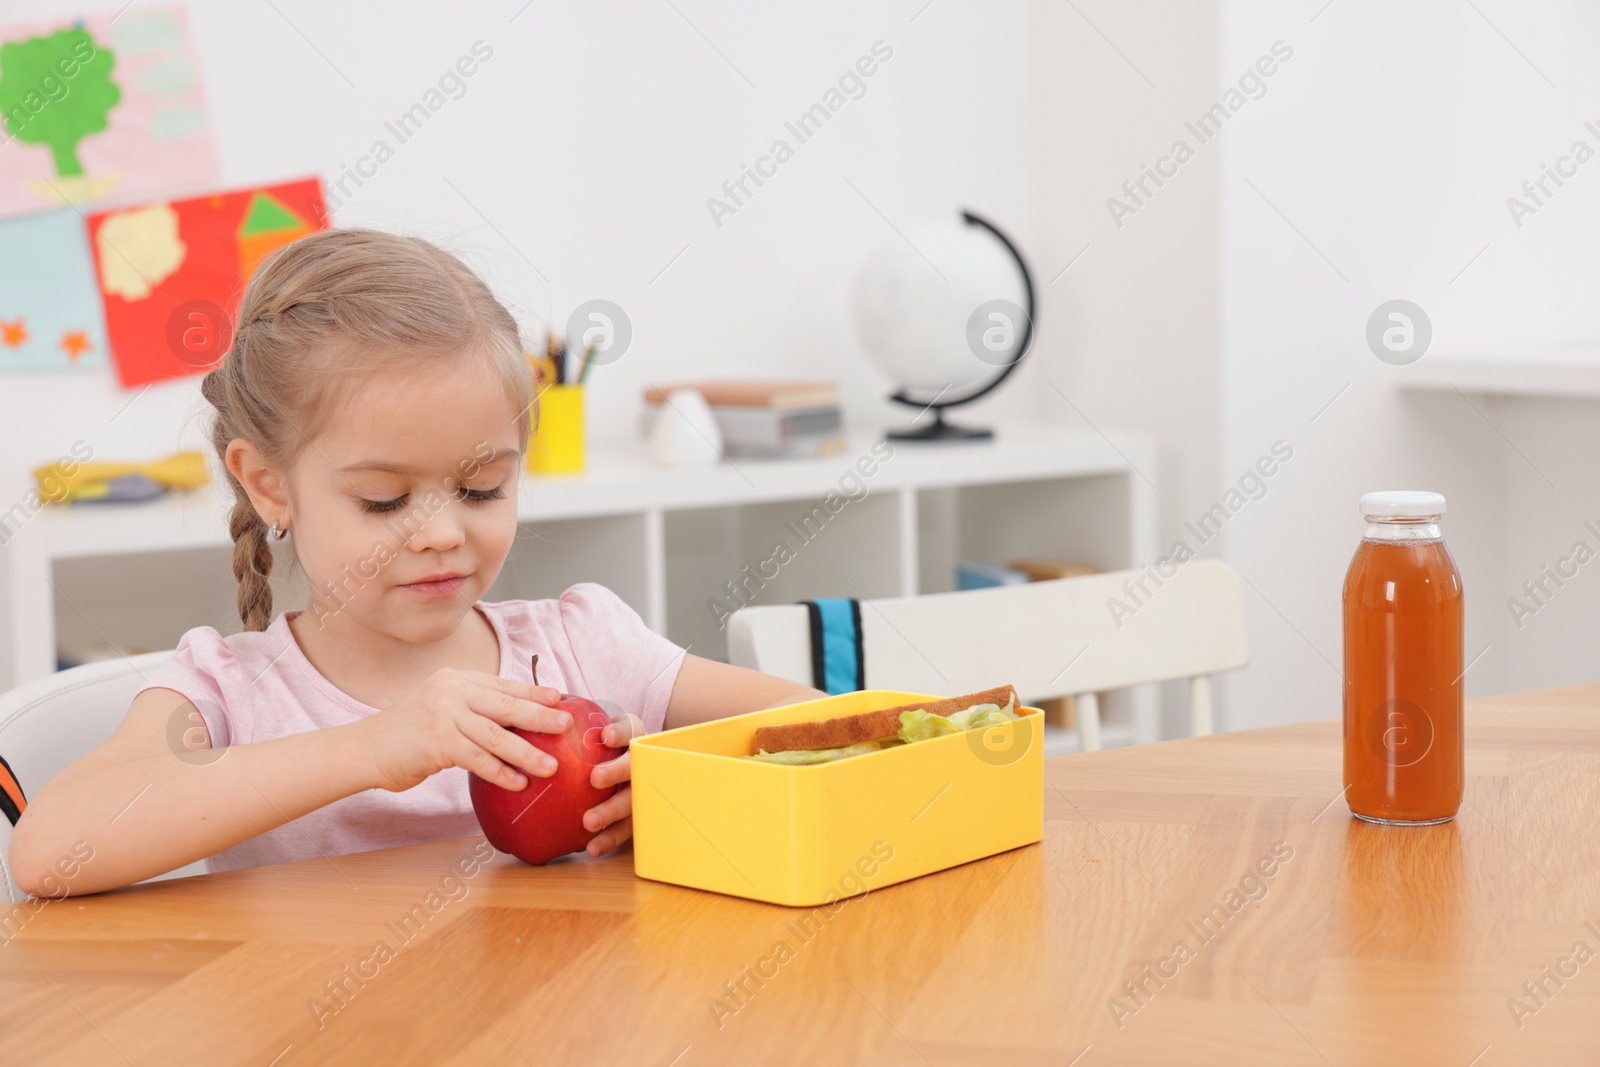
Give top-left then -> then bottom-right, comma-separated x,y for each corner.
955,562 -> 1031,590
642,381 -> 845,458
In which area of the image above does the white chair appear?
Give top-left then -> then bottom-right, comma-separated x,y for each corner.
727,560 -> 1249,753
0,651 -> 207,902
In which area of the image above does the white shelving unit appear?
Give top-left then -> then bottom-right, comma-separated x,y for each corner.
1399,348 -> 1600,397
0,425 -> 1158,749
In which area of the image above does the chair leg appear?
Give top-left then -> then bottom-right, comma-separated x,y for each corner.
1189,675 -> 1214,737
1075,691 -> 1101,752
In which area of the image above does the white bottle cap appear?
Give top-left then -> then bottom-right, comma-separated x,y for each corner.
1360,490 -> 1446,518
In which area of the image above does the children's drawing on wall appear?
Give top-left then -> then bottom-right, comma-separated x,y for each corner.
0,208 -> 108,373
0,4 -> 219,219
88,177 -> 327,388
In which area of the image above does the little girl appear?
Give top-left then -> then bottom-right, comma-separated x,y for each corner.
8,228 -> 823,896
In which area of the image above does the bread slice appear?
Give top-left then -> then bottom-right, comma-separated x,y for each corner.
751,684 -> 1020,755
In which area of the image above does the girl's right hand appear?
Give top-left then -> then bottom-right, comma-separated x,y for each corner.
360,669 -> 571,793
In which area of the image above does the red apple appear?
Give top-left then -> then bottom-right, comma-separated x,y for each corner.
470,691 -> 620,865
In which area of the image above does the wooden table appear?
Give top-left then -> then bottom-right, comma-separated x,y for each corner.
5,686 -> 1599,1066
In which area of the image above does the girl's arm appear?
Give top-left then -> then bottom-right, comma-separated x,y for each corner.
8,671 -> 567,897
661,653 -> 824,730
9,687 -> 385,896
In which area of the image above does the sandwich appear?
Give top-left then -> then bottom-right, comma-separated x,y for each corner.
746,684 -> 1021,765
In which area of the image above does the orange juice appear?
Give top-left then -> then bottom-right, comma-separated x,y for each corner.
1342,491 -> 1463,824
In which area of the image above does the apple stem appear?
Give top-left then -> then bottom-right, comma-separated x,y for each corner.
531,653 -> 540,687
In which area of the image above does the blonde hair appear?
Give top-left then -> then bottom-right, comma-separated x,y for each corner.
200,228 -> 532,632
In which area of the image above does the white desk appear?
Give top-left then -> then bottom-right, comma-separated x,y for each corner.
0,426 -> 1157,744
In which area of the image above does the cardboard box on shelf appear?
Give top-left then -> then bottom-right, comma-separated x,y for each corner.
1006,559 -> 1100,582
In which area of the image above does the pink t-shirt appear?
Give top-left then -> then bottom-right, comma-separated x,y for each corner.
137,583 -> 686,874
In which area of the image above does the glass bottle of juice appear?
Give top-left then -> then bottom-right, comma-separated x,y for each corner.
1343,490 -> 1464,824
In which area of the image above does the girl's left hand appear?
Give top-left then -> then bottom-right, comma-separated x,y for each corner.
583,712 -> 644,856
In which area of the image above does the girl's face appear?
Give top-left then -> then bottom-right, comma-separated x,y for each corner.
286,358 -> 525,644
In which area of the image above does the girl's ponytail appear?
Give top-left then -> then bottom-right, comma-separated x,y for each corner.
225,476 -> 275,633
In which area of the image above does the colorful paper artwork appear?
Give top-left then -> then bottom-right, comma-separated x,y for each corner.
0,208 -> 108,373
87,176 -> 328,388
0,5 -> 219,221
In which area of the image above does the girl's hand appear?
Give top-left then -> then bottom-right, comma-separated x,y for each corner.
582,712 -> 646,856
362,669 -> 571,793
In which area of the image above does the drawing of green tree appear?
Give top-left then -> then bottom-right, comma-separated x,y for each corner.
0,28 -> 121,178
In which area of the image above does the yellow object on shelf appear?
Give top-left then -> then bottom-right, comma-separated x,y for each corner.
631,689 -> 1044,906
527,385 -> 585,475
34,450 -> 211,503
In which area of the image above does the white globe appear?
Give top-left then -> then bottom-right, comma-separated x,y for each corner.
850,221 -> 1027,395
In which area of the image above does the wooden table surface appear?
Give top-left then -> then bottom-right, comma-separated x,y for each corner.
5,686 -> 1600,1066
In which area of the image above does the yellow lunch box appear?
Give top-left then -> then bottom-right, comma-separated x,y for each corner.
631,689 -> 1044,907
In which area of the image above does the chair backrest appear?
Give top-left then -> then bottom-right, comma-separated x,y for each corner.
0,651 -> 207,902
727,560 -> 1249,749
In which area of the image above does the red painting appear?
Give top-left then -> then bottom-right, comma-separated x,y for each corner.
86,176 -> 327,388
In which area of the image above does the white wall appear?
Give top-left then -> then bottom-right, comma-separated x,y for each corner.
1,0 -> 1233,731
1220,0 -> 1600,728
1028,0 -> 1223,736
17,0 -> 1593,727
0,0 -> 1041,509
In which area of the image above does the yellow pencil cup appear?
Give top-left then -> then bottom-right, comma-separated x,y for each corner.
527,385 -> 585,475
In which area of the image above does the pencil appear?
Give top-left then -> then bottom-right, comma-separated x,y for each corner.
534,356 -> 557,389
546,332 -> 562,384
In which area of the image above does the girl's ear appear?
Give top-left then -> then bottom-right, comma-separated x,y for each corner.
225,439 -> 289,525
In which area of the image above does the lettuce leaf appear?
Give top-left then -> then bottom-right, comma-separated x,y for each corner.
895,709 -> 963,743
899,696 -> 1017,743
747,740 -> 899,765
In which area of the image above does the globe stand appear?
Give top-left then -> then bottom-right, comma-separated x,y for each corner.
887,408 -> 993,442
880,209 -> 1036,445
